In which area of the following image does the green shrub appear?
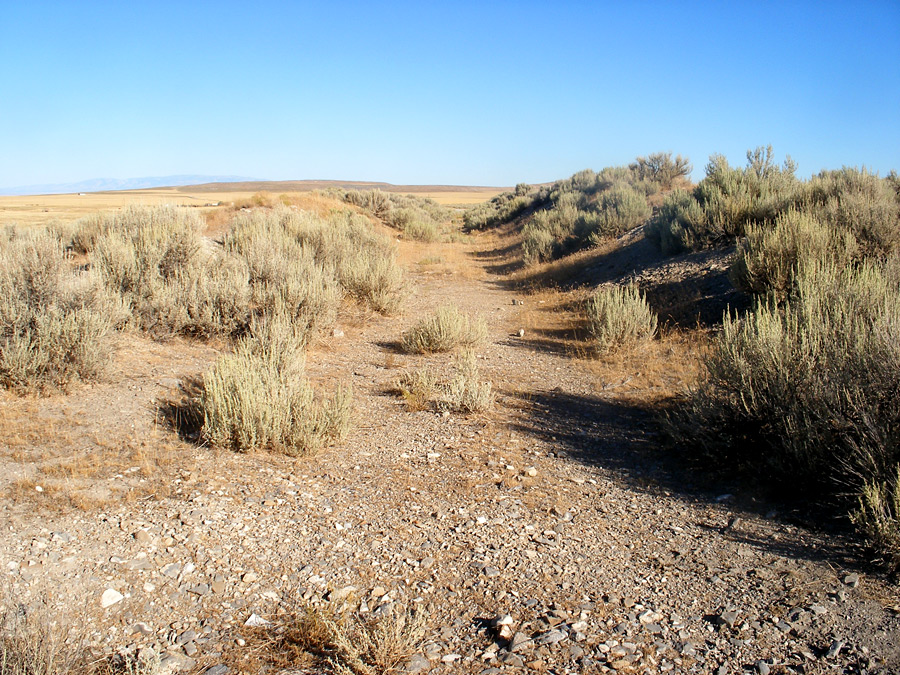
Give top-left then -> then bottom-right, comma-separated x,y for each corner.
400,305 -> 487,353
90,205 -> 252,339
729,209 -> 858,302
224,206 -> 404,319
670,258 -> 900,540
339,251 -> 404,315
585,183 -> 652,242
800,167 -> 900,255
584,284 -> 658,354
629,152 -> 692,190
0,230 -> 113,392
646,146 -> 800,253
340,189 -> 453,242
200,318 -> 351,455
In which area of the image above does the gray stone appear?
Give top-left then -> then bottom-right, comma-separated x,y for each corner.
498,652 -> 524,667
133,622 -> 153,635
567,643 -> 585,659
404,653 -> 431,673
535,629 -> 567,645
187,584 -> 210,596
203,667 -> 229,675
162,563 -> 181,578
176,630 -> 198,645
719,610 -> 739,628
826,639 -> 844,659
843,573 -> 859,587
183,642 -> 199,657
509,631 -> 533,652
158,653 -> 196,675
756,661 -> 770,675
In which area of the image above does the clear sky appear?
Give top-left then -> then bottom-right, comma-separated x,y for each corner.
1,1 -> 898,188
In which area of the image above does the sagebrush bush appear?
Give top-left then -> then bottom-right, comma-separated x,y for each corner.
396,351 -> 492,414
442,350 -> 493,413
228,207 -> 403,315
800,167 -> 900,255
729,209 -> 858,301
669,258 -> 900,556
90,205 -> 253,339
629,152 -> 692,190
584,284 -> 658,354
400,305 -> 487,353
647,146 -> 800,253
852,466 -> 900,570
340,189 -> 453,242
586,183 -> 652,242
200,317 -> 351,455
0,229 -> 113,392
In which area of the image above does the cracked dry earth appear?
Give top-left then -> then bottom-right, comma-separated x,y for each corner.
1,231 -> 899,675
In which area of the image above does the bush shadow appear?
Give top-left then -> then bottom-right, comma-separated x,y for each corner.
506,388 -> 869,571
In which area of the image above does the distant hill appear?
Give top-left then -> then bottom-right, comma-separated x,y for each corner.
0,175 -> 260,196
176,179 -> 506,194
0,176 -> 506,197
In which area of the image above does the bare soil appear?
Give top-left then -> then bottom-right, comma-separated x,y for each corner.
1,224 -> 897,675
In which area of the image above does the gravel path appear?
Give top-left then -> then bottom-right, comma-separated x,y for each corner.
1,235 -> 898,675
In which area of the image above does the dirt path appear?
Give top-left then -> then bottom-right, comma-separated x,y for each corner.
1,232 -> 898,674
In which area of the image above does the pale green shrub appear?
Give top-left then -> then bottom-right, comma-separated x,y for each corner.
630,152 -> 692,190
0,230 -> 113,392
647,146 -> 800,253
669,258 -> 900,554
730,209 -> 858,301
401,305 -> 487,353
584,284 -> 658,354
226,207 -> 403,316
586,184 -> 652,242
852,466 -> 900,570
442,350 -> 493,413
200,320 -> 351,455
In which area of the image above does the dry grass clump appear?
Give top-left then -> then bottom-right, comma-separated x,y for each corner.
396,367 -> 439,411
199,313 -> 351,455
0,229 -> 114,392
282,603 -> 428,675
584,284 -> 657,354
400,305 -> 487,354
853,466 -> 900,571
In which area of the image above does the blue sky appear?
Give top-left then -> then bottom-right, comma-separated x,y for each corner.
1,1 -> 898,187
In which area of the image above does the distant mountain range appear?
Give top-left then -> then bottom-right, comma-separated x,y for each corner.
0,175 -> 261,196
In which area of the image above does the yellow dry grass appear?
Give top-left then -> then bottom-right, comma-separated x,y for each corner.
0,185 -> 503,227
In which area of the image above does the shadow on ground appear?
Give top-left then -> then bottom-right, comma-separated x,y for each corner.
506,388 -> 868,572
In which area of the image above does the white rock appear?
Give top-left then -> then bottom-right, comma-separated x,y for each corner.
101,588 -> 124,608
244,613 -> 272,627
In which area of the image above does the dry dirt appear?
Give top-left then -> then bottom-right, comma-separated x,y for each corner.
0,223 -> 898,675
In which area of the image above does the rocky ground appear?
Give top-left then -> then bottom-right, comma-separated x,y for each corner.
1,229 -> 898,675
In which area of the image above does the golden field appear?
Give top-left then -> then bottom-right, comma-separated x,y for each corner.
0,181 -> 505,227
